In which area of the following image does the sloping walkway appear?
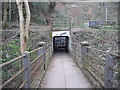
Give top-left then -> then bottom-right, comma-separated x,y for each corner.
40,52 -> 91,88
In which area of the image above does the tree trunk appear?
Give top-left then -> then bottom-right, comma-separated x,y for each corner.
3,2 -> 9,29
9,0 -> 12,26
16,0 -> 31,54
16,0 -> 26,54
24,0 -> 31,43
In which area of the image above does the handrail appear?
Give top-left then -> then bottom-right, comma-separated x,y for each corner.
0,43 -> 51,68
86,46 -> 120,58
84,53 -> 105,64
84,58 -> 104,75
29,43 -> 51,54
31,60 -> 44,76
1,42 -> 52,88
29,47 -> 43,54
85,46 -> 106,53
30,53 -> 44,65
71,41 -> 119,88
84,65 -> 104,87
19,80 -> 27,88
71,42 -> 120,58
110,53 -> 120,58
0,55 -> 25,68
0,68 -> 26,89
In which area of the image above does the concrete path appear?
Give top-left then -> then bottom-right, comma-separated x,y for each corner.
40,52 -> 91,88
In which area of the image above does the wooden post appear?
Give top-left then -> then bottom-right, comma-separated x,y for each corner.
49,44 -> 51,59
73,22 -> 74,28
72,44 -> 75,58
51,18 -> 53,31
64,20 -> 66,28
38,42 -> 45,56
43,46 -> 46,70
105,50 -> 114,88
22,51 -> 31,88
74,44 -> 76,61
81,41 -> 90,67
38,47 -> 43,56
69,19 -> 71,30
38,42 -> 46,70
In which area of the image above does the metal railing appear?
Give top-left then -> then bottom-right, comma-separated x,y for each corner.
51,19 -> 71,31
51,19 -> 89,31
70,41 -> 119,88
0,43 -> 53,89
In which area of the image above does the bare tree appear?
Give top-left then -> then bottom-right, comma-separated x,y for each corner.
16,0 -> 31,54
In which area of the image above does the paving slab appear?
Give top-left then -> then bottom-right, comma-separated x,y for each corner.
40,52 -> 91,88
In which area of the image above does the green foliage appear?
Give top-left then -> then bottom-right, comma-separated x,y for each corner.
2,39 -> 20,63
33,2 -> 50,12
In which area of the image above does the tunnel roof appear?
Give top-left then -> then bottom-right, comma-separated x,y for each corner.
52,31 -> 70,37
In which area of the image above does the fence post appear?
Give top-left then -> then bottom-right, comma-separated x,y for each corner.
49,44 -> 52,59
64,20 -> 66,28
69,19 -> 71,30
38,42 -> 45,56
38,42 -> 46,70
22,51 -> 31,88
43,45 -> 46,70
81,41 -> 90,67
51,18 -> 54,31
105,50 -> 114,88
73,43 -> 75,59
49,44 -> 51,60
74,44 -> 77,61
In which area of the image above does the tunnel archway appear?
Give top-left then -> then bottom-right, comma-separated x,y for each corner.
53,36 -> 69,52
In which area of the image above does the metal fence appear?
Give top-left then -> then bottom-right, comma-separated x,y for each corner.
51,19 -> 71,31
51,19 -> 85,31
0,43 -> 53,89
71,41 -> 119,88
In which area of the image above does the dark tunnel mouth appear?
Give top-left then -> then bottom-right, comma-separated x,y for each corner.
53,36 -> 69,53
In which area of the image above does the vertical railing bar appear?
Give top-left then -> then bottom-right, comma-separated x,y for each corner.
105,50 -> 115,88
44,45 -> 46,70
81,41 -> 90,67
22,51 -> 31,88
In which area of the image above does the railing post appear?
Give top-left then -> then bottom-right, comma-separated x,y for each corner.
72,43 -> 75,58
22,51 -> 31,88
81,41 -> 90,67
49,44 -> 52,59
43,45 -> 46,70
105,50 -> 114,88
49,44 -> 51,60
38,42 -> 45,56
51,18 -> 53,31
74,44 -> 76,61
38,42 -> 46,70
64,20 -> 66,28
69,19 -> 71,30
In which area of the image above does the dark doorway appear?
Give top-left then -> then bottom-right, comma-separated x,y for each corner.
53,36 -> 69,52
